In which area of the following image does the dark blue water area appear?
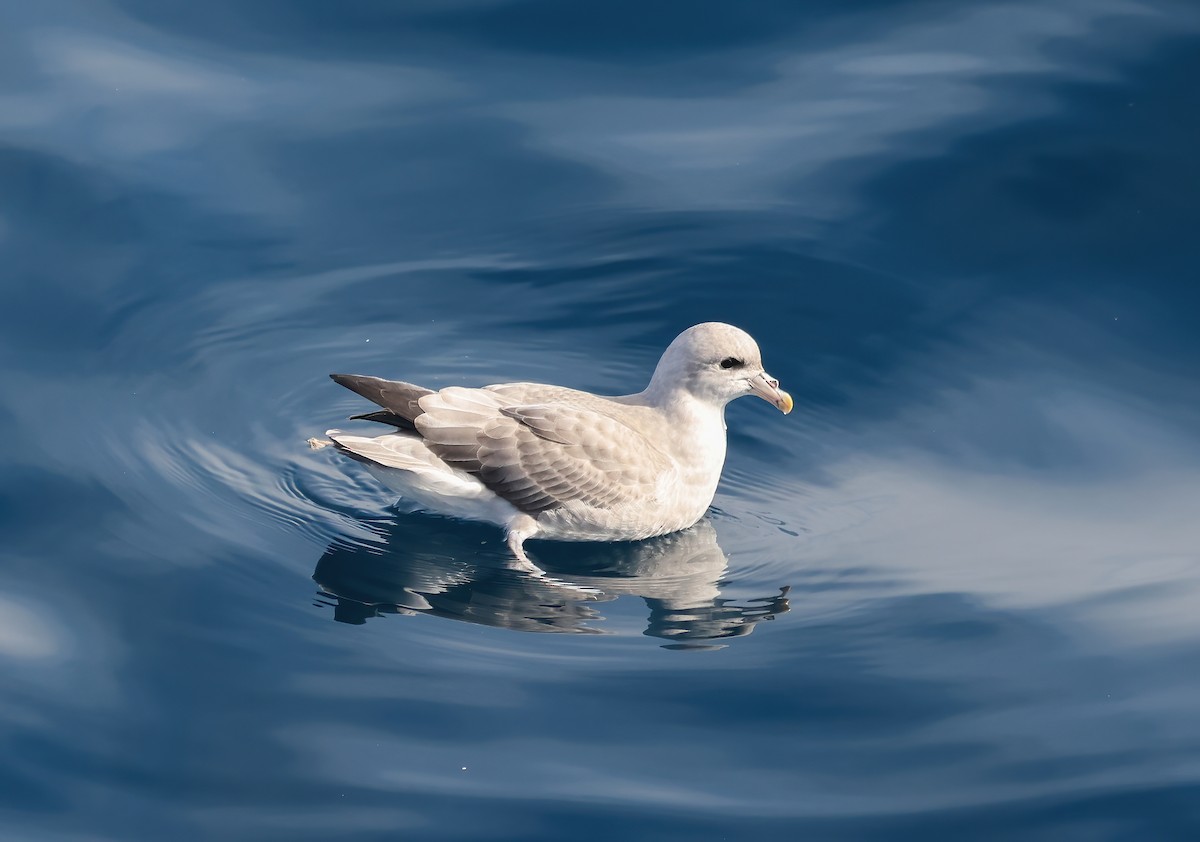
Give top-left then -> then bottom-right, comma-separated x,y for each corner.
4,0 -> 1200,839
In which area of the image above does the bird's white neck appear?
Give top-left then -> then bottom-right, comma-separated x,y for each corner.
647,388 -> 728,483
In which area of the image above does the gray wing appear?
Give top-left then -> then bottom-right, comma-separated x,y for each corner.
414,387 -> 672,514
330,374 -> 433,429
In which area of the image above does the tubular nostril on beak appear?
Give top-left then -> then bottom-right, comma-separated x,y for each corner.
766,378 -> 779,389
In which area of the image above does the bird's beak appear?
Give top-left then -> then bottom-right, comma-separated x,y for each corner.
749,371 -> 793,414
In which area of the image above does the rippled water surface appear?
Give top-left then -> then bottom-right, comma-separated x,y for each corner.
4,1 -> 1200,839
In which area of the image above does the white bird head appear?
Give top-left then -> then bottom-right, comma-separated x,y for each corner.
647,322 -> 792,413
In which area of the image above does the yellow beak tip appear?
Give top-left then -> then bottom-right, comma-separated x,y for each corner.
779,393 -> 794,414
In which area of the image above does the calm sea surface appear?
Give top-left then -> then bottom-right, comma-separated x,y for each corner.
3,1 -> 1200,839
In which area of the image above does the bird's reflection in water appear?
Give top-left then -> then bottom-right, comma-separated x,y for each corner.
313,516 -> 789,649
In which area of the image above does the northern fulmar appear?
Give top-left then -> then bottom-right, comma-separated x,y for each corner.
321,322 -> 791,562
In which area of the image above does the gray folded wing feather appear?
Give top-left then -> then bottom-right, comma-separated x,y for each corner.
330,374 -> 433,429
414,388 -> 672,514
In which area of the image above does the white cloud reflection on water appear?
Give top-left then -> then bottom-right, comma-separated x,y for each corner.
780,458 -> 1200,644
493,0 -> 1200,211
0,9 -> 460,217
2,0 -> 1196,223
0,586 -> 127,744
0,594 -> 64,661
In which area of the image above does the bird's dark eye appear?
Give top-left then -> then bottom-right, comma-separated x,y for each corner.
719,357 -> 744,369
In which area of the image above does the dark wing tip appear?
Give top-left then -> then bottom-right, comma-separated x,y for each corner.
327,374 -> 433,426
349,410 -> 417,430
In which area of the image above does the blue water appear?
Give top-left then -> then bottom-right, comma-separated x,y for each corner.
4,1 -> 1200,839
